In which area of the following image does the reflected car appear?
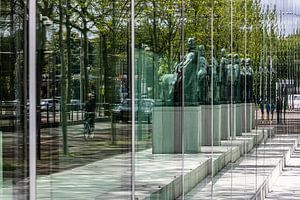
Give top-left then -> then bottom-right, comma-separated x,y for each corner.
293,95 -> 300,109
41,99 -> 61,111
0,100 -> 18,119
70,99 -> 81,111
112,99 -> 154,123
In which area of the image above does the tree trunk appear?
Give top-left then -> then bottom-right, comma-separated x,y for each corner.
66,0 -> 72,105
59,0 -> 68,154
83,26 -> 88,102
96,34 -> 102,105
152,0 -> 159,99
103,34 -> 109,104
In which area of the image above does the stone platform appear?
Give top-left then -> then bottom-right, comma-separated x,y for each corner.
1,128 -> 270,200
182,133 -> 300,200
2,126 -> 291,200
152,103 -> 256,154
266,145 -> 300,200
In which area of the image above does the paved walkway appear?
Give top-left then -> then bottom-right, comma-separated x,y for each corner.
182,134 -> 299,200
266,147 -> 300,200
1,149 -> 213,200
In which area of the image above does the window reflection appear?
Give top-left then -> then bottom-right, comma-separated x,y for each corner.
1,0 -> 300,199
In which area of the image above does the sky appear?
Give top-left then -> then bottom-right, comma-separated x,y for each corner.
261,0 -> 300,35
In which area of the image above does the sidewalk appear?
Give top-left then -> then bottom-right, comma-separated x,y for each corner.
266,147 -> 300,200
182,134 -> 299,200
0,128 -> 270,200
36,122 -> 151,175
2,149 -> 212,200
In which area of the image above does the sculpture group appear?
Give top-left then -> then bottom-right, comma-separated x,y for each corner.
161,38 -> 253,105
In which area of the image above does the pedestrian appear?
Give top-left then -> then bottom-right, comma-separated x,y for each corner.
271,102 -> 275,121
276,98 -> 281,124
283,98 -> 287,124
265,100 -> 270,122
260,98 -> 264,121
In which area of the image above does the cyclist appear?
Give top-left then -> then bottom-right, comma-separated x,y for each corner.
85,93 -> 96,132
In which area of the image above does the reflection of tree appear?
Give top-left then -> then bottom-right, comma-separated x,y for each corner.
58,0 -> 68,154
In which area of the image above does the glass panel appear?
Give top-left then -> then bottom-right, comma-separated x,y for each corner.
183,0 -> 213,197
134,0 -> 185,198
241,0 -> 258,196
35,0 -> 133,199
252,1 -> 262,194
3,0 -> 300,200
0,0 -> 29,198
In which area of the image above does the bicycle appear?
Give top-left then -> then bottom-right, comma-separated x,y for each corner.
83,113 -> 95,140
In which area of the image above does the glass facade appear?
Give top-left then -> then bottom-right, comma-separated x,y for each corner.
1,0 -> 300,199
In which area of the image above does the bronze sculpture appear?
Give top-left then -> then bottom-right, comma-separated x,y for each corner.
159,38 -> 253,106
240,58 -> 246,102
197,45 -> 208,104
233,54 -> 241,102
246,58 -> 253,102
219,49 -> 228,103
210,49 -> 219,104
226,54 -> 233,102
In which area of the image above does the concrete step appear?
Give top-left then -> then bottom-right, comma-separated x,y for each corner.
2,128 -> 273,200
181,134 -> 299,200
142,128 -> 269,199
265,148 -> 300,200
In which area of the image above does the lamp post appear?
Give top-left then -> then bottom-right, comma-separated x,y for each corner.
36,15 -> 53,160
259,62 -> 264,120
259,64 -> 263,102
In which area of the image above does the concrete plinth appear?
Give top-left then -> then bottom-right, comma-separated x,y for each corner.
241,103 -> 247,133
184,107 -> 202,153
201,105 -> 221,146
241,103 -> 254,133
152,107 -> 202,154
152,102 -> 255,154
220,104 -> 230,140
235,104 -> 242,136
250,103 -> 256,129
229,104 -> 236,138
246,103 -> 251,131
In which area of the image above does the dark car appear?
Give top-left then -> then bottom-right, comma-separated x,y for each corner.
112,99 -> 154,123
70,99 -> 81,111
41,99 -> 61,111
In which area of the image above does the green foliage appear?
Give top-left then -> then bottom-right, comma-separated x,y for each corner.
158,57 -> 172,77
1,0 -> 299,102
3,161 -> 17,171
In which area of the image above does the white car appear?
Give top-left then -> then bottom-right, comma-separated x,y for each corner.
293,95 -> 300,109
41,99 -> 61,111
288,95 -> 300,109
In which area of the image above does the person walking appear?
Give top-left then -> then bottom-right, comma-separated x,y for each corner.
271,102 -> 275,121
276,97 -> 282,124
266,100 -> 270,122
260,98 -> 264,122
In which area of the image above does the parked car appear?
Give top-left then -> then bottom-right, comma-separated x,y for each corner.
70,99 -> 81,111
0,100 -> 18,119
41,99 -> 61,111
289,94 -> 300,109
112,99 -> 154,123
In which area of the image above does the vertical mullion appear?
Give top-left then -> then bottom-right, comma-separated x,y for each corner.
29,0 -> 37,198
181,0 -> 185,199
131,0 -> 135,198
